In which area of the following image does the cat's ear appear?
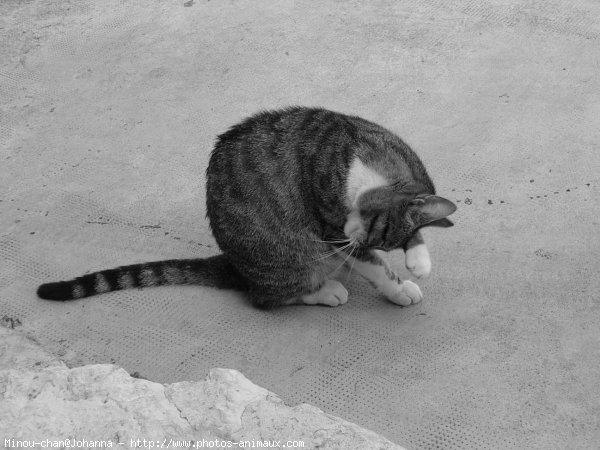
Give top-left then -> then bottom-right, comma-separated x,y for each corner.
426,218 -> 454,228
408,195 -> 457,227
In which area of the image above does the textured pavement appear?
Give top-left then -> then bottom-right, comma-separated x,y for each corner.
1,1 -> 599,448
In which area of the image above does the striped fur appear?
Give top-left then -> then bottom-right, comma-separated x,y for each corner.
37,255 -> 245,301
38,107 -> 456,308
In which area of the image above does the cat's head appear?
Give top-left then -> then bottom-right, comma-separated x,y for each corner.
343,185 -> 457,251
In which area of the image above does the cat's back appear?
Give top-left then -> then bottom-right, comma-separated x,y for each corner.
205,107 -> 361,237
206,106 -> 433,199
206,106 -> 353,198
207,106 -> 406,173
210,106 -> 342,161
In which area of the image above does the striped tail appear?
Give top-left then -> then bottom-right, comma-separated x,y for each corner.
37,254 -> 246,301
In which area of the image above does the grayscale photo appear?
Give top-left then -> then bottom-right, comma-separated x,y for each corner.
1,1 -> 598,449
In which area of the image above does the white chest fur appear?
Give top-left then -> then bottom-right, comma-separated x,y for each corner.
343,158 -> 389,241
345,158 -> 388,209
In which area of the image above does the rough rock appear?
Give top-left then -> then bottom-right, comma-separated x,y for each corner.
0,328 -> 404,449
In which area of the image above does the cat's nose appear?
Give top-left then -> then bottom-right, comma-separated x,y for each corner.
343,222 -> 363,242
343,211 -> 365,243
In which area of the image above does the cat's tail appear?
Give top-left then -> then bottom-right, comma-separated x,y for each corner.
37,254 -> 247,301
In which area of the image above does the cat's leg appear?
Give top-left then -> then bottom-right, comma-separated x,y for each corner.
404,230 -> 431,279
249,280 -> 348,308
239,235 -> 353,308
298,279 -> 349,306
348,250 -> 423,306
291,245 -> 351,306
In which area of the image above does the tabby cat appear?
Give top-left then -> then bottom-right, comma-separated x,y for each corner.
37,107 -> 456,309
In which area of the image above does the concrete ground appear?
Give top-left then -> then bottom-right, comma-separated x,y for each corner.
1,0 -> 599,448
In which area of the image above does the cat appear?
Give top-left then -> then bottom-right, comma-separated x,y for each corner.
37,106 -> 456,309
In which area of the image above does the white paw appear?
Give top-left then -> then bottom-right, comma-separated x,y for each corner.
405,244 -> 431,279
302,280 -> 348,307
387,280 -> 423,306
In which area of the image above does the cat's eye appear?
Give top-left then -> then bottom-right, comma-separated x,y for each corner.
367,214 -> 380,235
381,217 -> 391,243
371,241 -> 387,251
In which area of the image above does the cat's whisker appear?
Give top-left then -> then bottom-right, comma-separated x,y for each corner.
313,249 -> 348,262
332,242 -> 357,277
312,241 -> 355,261
344,243 -> 359,285
313,252 -> 336,262
309,237 -> 351,244
317,244 -> 350,261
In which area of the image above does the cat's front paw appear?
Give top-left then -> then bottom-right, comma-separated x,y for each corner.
405,244 -> 431,279
302,280 -> 348,307
387,280 -> 423,306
